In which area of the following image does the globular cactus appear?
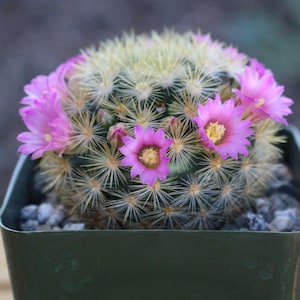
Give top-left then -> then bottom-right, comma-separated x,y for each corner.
18,30 -> 293,230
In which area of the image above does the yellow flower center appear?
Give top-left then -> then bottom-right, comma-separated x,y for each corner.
138,146 -> 160,168
205,121 -> 226,144
44,134 -> 53,142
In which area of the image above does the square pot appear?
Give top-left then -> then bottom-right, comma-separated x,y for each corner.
1,127 -> 300,300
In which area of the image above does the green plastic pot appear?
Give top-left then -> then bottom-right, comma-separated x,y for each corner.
1,126 -> 300,300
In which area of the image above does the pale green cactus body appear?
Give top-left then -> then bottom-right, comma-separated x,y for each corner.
21,30 -> 293,230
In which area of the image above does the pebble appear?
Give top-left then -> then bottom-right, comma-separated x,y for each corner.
36,223 -> 52,231
246,213 -> 269,231
269,193 -> 300,212
274,208 -> 297,219
63,223 -> 85,231
269,216 -> 294,232
20,219 -> 39,231
47,205 -> 66,227
20,204 -> 38,220
37,203 -> 54,223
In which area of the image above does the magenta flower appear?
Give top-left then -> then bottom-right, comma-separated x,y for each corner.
234,59 -> 293,125
193,95 -> 253,160
119,126 -> 172,186
17,92 -> 72,159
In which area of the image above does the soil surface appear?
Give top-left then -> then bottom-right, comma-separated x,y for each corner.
1,0 -> 300,204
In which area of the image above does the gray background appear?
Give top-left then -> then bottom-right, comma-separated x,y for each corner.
1,0 -> 300,204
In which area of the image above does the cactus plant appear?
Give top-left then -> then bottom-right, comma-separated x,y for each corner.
17,30 -> 293,230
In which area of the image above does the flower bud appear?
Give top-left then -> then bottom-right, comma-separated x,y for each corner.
163,116 -> 181,132
107,124 -> 127,148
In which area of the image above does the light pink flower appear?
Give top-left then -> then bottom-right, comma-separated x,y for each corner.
234,59 -> 293,125
193,33 -> 221,49
222,46 -> 247,63
16,56 -> 83,158
193,33 -> 212,44
248,58 -> 272,78
193,95 -> 253,160
119,126 -> 172,186
22,54 -> 84,105
52,54 -> 85,97
21,75 -> 49,105
17,92 -> 72,159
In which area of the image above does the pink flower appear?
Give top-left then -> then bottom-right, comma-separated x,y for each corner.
16,56 -> 83,159
248,58 -> 272,78
193,95 -> 253,160
17,92 -> 72,159
234,59 -> 293,125
22,54 -> 84,105
193,33 -> 221,49
193,33 -> 212,44
21,75 -> 49,105
223,46 -> 247,63
52,54 -> 85,97
119,126 -> 172,186
59,54 -> 85,78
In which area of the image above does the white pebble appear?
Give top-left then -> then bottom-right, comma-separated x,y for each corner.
63,223 -> 85,231
20,205 -> 38,220
246,213 -> 268,231
36,224 -> 52,231
269,216 -> 293,231
37,203 -> 54,223
274,208 -> 297,219
47,208 -> 66,227
20,220 -> 39,231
